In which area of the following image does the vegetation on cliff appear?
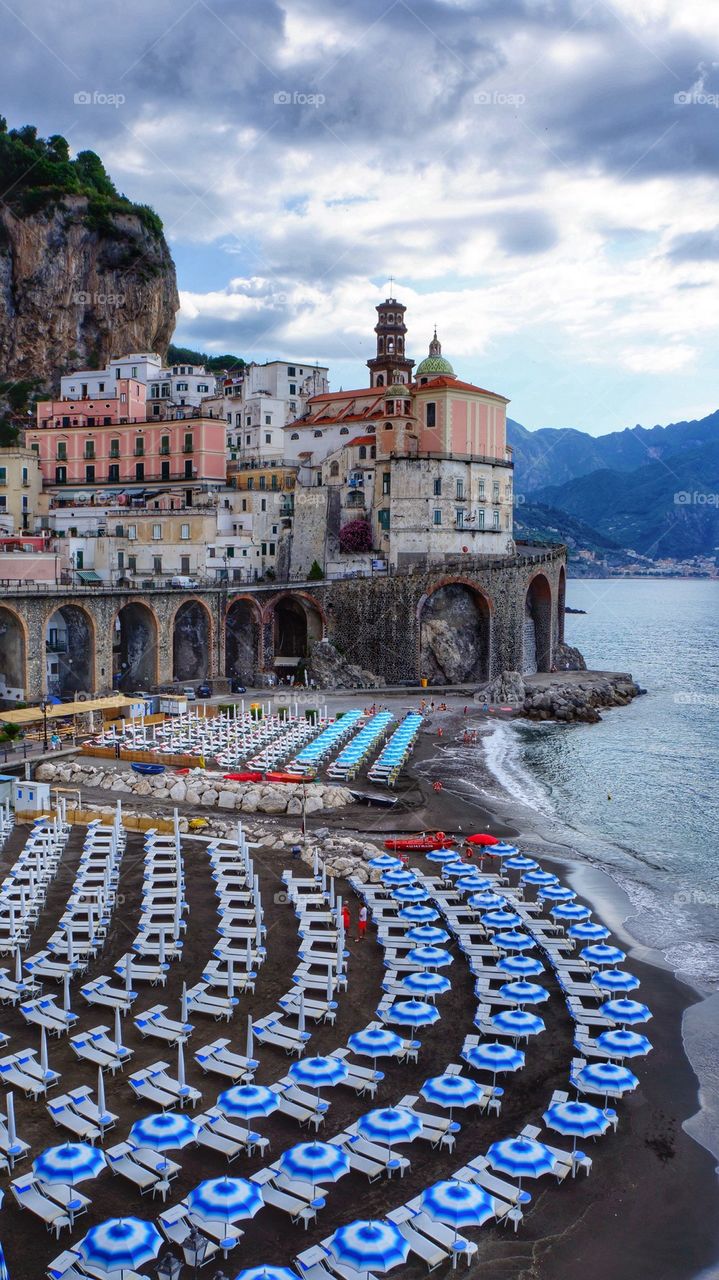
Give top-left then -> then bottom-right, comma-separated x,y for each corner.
167,343 -> 245,374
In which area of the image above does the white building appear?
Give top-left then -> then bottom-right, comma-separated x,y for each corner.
61,354 -> 218,416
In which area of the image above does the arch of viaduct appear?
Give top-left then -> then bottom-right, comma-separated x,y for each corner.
0,546 -> 567,699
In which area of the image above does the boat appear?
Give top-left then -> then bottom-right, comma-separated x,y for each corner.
265,771 -> 311,784
384,831 -> 452,851
131,762 -> 165,776
223,772 -> 264,783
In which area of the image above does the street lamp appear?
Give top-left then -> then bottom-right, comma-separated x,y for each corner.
182,1227 -> 208,1276
155,1254 -> 182,1280
40,697 -> 49,753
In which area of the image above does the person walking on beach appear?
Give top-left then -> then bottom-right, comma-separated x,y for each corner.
356,904 -> 368,940
342,903 -> 350,933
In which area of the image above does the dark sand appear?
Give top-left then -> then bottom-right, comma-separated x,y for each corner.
2,705 -> 717,1280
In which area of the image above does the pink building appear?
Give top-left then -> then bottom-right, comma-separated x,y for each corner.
26,417 -> 228,489
36,379 -> 148,428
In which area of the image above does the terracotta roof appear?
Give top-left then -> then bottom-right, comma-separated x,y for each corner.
413,375 -> 508,402
308,386 -> 379,403
347,435 -> 376,447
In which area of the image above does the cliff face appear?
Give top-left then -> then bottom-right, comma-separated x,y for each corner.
0,195 -> 179,387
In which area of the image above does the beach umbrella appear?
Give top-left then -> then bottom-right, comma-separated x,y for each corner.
235,1268 -> 299,1280
327,1220 -> 409,1276
466,834 -> 500,846
420,1179 -> 495,1236
383,999 -> 439,1033
406,945 -> 453,969
97,1066 -> 110,1125
497,953 -> 545,977
356,1107 -> 422,1159
34,1142 -> 106,1189
187,1176 -> 263,1232
490,1009 -> 545,1041
180,982 -> 188,1025
400,971 -> 451,999
442,861 -> 472,877
498,980 -> 549,1005
398,904 -> 439,924
420,1073 -> 485,1118
382,870 -> 416,886
455,875 -> 493,894
288,1056 -> 348,1094
551,902 -> 591,922
368,855 -> 403,870
521,870 -> 559,887
596,1029 -> 653,1059
580,944 -> 626,968
538,884 -> 576,902
462,1040 -> 524,1083
62,971 -> 72,1014
40,1026 -> 51,1081
392,886 -> 428,904
599,998 -> 652,1026
278,1141 -> 349,1193
486,843 -> 518,858
468,891 -> 506,911
348,1028 -> 403,1059
487,1136 -> 556,1188
592,969 -> 640,994
6,1093 -> 22,1163
77,1217 -> 162,1276
246,1014 -> 254,1061
504,855 -> 539,872
129,1112 -> 198,1155
481,910 -> 523,931
406,925 -> 449,946
568,920 -> 610,941
572,1061 -> 639,1103
542,1100 -> 610,1151
494,930 -> 535,952
426,848 -> 460,863
218,1084 -> 278,1121
177,1040 -> 188,1098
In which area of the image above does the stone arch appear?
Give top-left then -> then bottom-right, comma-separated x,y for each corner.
271,592 -> 325,669
557,565 -> 566,645
524,572 -> 553,674
112,601 -> 159,691
225,596 -> 262,683
418,579 -> 492,684
172,598 -> 212,682
0,605 -> 28,702
45,604 -> 96,697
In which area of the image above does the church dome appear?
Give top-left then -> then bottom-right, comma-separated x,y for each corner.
416,329 -> 454,377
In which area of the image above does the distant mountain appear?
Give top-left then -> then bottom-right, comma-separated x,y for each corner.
533,443 -> 719,559
508,410 -> 719,495
514,502 -> 621,555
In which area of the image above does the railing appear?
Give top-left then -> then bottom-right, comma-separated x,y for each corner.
389,450 -> 514,468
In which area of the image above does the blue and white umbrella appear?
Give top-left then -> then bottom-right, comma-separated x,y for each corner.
462,1040 -> 524,1082
288,1056 -> 349,1093
327,1220 -> 409,1276
580,944 -> 626,968
392,886 -> 428,904
469,892 -> 507,911
34,1142 -> 106,1187
382,870 -> 416,886
384,999 -> 439,1032
568,921 -> 610,941
0,1241 -> 7,1280
455,876 -> 493,894
573,1061 -> 639,1102
356,1106 -> 422,1152
420,1179 -> 495,1234
426,848 -> 459,863
442,861 -> 471,877
497,953 -> 545,977
494,930 -> 535,952
218,1084 -> 279,1120
600,998 -> 652,1026
592,968 -> 640,993
406,945 -> 453,969
487,1136 -> 556,1187
522,870 -> 559,887
235,1269 -> 299,1280
369,855 -> 403,870
278,1141 -> 350,1189
187,1176 -> 263,1227
538,884 -> 575,902
542,1100 -> 610,1151
486,843 -> 518,858
551,902 -> 591,922
596,1029 -> 652,1059
401,971 -> 451,998
348,1027 -> 404,1059
398,905 -> 439,923
504,855 -> 538,872
406,925 -> 449,945
78,1217 -> 163,1275
129,1111 -> 197,1153
420,1073 -> 484,1117
498,980 -> 549,1005
481,909 -> 523,930
490,1009 -> 545,1041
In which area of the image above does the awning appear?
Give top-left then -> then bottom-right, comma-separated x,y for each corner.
0,695 -> 138,725
76,570 -> 102,584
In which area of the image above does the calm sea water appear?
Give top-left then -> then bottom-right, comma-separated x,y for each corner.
485,577 -> 719,988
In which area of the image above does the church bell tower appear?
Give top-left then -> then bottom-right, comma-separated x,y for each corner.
366,297 -> 415,388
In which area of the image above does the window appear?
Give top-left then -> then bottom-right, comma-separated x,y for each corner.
127,524 -> 137,540
161,384 -> 170,397
433,477 -> 441,497
478,509 -> 485,529
226,545 -> 234,559
426,403 -> 436,428
433,509 -> 442,526
246,435 -> 251,445
151,384 -> 159,398
493,509 -> 500,529
478,479 -> 485,498
153,555 -> 162,574
247,477 -> 254,491
177,382 -> 189,391
289,384 -> 296,395
135,437 -> 144,456
131,366 -> 137,378
329,461 -> 340,478
359,446 -> 367,460
493,482 -> 500,501
265,414 -> 272,425
264,433 -> 272,445
161,460 -> 170,480
115,368 -> 121,379
261,542 -> 267,557
382,472 -> 391,495
181,523 -> 190,540
287,366 -> 296,376
271,474 -> 278,489
110,438 -> 120,458
339,427 -> 349,436
108,464 -> 119,483
313,430 -> 322,438
181,555 -> 190,575
456,509 -> 465,528
290,432 -> 300,440
56,442 -> 67,461
198,383 -> 208,392
456,478 -> 464,500
84,440 -> 95,460
135,462 -> 144,481
85,464 -> 95,483
75,550 -> 83,569
378,508 -> 390,531
270,542 -> 276,555
184,433 -> 193,453
128,555 -> 137,573
152,524 -> 162,540
160,435 -> 170,455
184,460 -> 193,479
259,475 -> 266,490
0,468 -> 5,485
98,382 -> 105,392
246,415 -> 252,426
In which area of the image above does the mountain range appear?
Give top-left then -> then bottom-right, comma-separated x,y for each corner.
508,411 -> 719,563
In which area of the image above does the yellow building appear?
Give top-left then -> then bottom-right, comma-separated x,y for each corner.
0,447 -> 48,533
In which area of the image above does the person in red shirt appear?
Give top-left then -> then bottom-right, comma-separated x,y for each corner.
342,904 -> 350,933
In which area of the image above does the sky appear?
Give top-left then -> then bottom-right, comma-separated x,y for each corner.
2,0 -> 719,435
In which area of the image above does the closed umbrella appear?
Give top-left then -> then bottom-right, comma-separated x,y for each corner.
227,957 -> 235,1001
40,1026 -> 51,1082
14,947 -> 22,987
327,1221 -> 409,1277
97,1066 -> 110,1126
246,1014 -> 254,1061
124,954 -> 133,1000
297,990 -> 306,1038
114,1004 -> 123,1052
487,1136 -> 556,1189
77,1217 -> 162,1276
63,971 -> 71,1013
6,1092 -> 22,1162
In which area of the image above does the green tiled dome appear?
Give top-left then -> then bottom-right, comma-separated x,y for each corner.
416,329 -> 454,377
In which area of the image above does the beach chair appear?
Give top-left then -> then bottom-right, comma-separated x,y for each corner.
127,1071 -> 177,1111
11,1177 -> 71,1235
0,1055 -> 46,1099
329,1048 -> 383,1097
133,1006 -> 192,1044
251,1168 -> 319,1228
391,1205 -> 478,1266
395,1095 -> 458,1150
47,1097 -> 101,1144
106,1143 -> 161,1194
270,1083 -> 325,1131
158,1203 -> 221,1266
194,1039 -> 257,1082
67,1085 -> 118,1134
520,1122 -> 591,1177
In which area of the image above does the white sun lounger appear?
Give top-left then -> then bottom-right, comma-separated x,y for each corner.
105,1144 -> 159,1194
11,1178 -> 71,1235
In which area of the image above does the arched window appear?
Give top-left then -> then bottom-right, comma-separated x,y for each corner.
313,430 -> 322,438
397,338 -> 403,353
387,338 -> 395,353
359,445 -> 367,460
291,432 -> 300,440
339,427 -> 349,435
384,422 -> 393,430
386,313 -> 394,323
370,446 -> 376,459
376,375 -> 384,387
378,337 -> 384,352
329,460 -> 340,476
367,425 -> 376,433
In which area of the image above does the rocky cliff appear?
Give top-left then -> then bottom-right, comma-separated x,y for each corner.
0,197 -> 179,386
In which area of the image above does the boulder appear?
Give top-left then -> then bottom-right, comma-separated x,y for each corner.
217,790 -> 236,810
308,639 -> 382,690
482,670 -> 526,705
133,779 -> 153,796
200,789 -> 218,806
169,782 -> 186,803
553,642 -> 587,672
240,790 -> 261,813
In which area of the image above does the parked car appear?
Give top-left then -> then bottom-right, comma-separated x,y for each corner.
230,679 -> 247,693
182,686 -> 197,701
196,682 -> 212,698
170,575 -> 199,588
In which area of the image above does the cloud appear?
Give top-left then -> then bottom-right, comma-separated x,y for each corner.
666,228 -> 719,260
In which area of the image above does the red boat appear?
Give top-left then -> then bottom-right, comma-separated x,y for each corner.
265,771 -> 309,784
384,831 -> 453,852
223,772 -> 264,783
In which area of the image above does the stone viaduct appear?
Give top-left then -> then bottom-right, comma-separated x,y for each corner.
0,543 -> 566,700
